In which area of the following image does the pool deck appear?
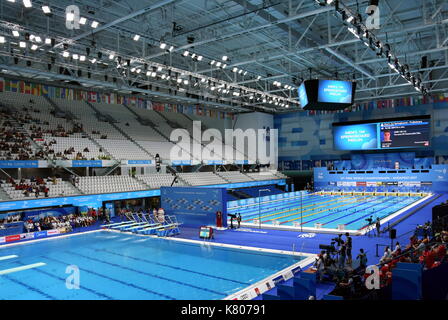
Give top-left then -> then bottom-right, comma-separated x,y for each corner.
1,192 -> 445,300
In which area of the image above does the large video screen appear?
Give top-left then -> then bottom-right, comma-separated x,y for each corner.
318,80 -> 353,104
297,79 -> 356,110
333,116 -> 431,151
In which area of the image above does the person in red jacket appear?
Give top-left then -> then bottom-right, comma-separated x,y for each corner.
216,211 -> 223,228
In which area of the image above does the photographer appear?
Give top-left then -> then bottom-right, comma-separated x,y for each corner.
356,248 -> 368,270
345,232 -> 353,267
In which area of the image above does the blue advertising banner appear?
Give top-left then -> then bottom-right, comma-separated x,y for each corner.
0,189 -> 161,212
72,160 -> 103,167
314,165 -> 448,192
0,160 -> 38,168
160,187 -> 227,227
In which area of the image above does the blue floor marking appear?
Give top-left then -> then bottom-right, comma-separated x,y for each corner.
64,250 -> 226,297
14,261 -> 113,300
44,255 -> 176,300
99,248 -> 250,286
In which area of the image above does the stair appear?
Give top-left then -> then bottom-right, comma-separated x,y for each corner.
122,103 -> 156,127
109,121 -> 154,158
44,96 -> 74,120
154,110 -> 179,128
85,101 -> 116,123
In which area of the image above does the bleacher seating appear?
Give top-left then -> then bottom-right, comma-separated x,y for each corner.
178,172 -> 228,186
246,171 -> 285,181
135,173 -> 186,189
76,176 -> 148,194
0,178 -> 78,199
216,171 -> 253,183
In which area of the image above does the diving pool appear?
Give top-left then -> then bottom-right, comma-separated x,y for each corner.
0,231 -> 308,300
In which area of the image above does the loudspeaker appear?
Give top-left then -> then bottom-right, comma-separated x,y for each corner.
389,229 -> 397,239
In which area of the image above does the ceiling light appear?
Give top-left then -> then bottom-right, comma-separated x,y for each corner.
19,41 -> 26,48
216,61 -> 221,67
183,50 -> 189,57
79,17 -> 87,25
177,78 -> 182,83
133,35 -> 140,41
62,51 -> 69,57
157,66 -> 163,72
151,72 -> 156,77
197,55 -> 203,61
238,69 -> 243,74
222,64 -> 227,69
109,54 -> 114,60
91,58 -> 97,63
183,80 -> 189,85
168,46 -> 174,52
23,0 -> 32,8
35,36 -> 42,43
80,55 -> 86,61
210,60 -> 216,65
66,12 -> 75,21
45,38 -> 52,44
72,54 -> 79,60
42,5 -> 51,14
0,37 -> 5,44
160,43 -> 167,49
91,21 -> 99,28
12,30 -> 20,37
222,55 -> 228,61
30,44 -> 38,50
232,67 -> 238,72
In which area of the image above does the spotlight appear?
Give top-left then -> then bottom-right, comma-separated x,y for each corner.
23,0 -> 32,8
66,12 -> 75,22
42,5 -> 51,14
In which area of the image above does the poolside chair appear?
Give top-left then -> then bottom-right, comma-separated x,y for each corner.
138,215 -> 180,236
112,212 -> 148,230
156,216 -> 181,237
123,214 -> 161,232
101,212 -> 136,228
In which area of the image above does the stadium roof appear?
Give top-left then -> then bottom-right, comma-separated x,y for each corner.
0,0 -> 446,113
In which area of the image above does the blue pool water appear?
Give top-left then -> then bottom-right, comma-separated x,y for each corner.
229,193 -> 423,230
0,232 -> 303,300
